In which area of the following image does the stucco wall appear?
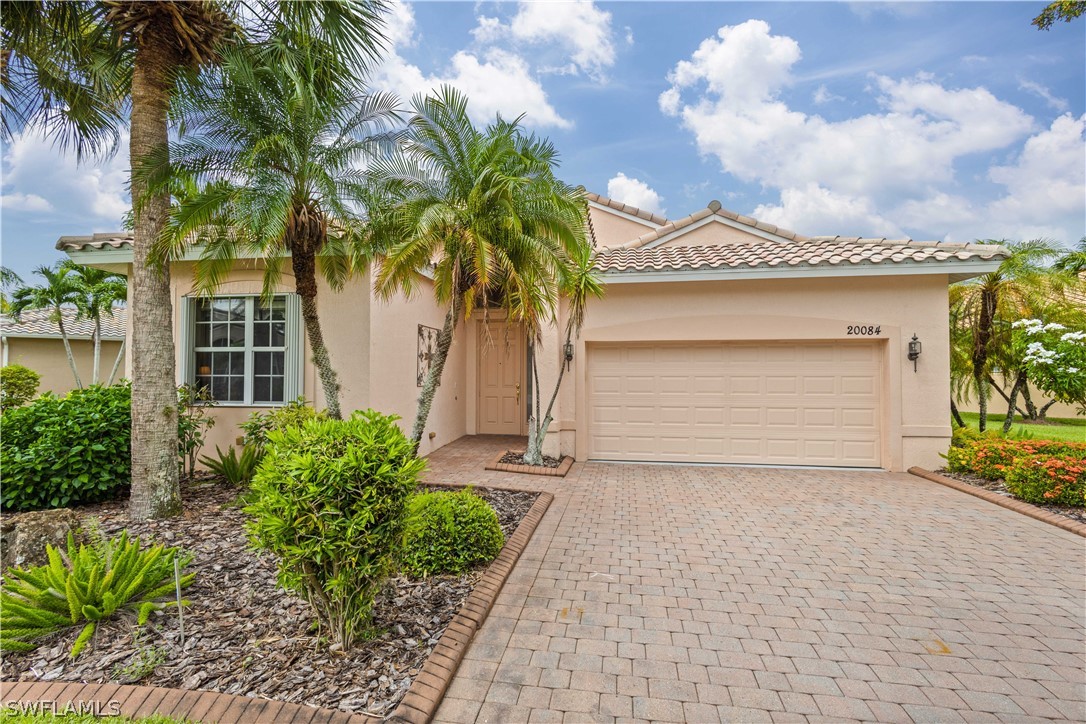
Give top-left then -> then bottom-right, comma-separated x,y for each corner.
4,337 -> 126,396
589,205 -> 660,247
654,219 -> 767,248
546,274 -> 953,471
960,383 -> 1083,420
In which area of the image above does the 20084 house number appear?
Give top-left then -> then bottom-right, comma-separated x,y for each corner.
847,325 -> 882,335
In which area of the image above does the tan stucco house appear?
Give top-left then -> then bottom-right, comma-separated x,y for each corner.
1,307 -> 127,396
59,194 -> 1007,471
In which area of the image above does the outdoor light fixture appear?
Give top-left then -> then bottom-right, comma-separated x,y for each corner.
564,341 -> 574,371
908,333 -> 922,372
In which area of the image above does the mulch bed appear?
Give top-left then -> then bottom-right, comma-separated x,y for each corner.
498,451 -> 564,469
936,468 -> 1086,525
1,477 -> 538,718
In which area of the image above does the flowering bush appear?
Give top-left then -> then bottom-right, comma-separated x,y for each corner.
1013,319 -> 1086,411
1004,455 -> 1086,507
946,438 -> 1086,481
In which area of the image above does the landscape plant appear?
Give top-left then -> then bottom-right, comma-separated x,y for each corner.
401,488 -> 505,577
946,437 -> 1086,482
176,384 -> 217,478
1013,319 -> 1086,413
1004,455 -> 1086,507
199,445 -> 262,486
8,263 -> 84,388
1,384 -> 131,511
245,410 -> 424,650
239,397 -> 326,449
61,259 -> 127,385
0,364 -> 40,411
0,530 -> 194,657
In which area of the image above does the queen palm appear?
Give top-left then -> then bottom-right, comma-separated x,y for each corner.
62,260 -> 127,385
368,87 -> 588,448
9,263 -> 83,387
3,1 -> 389,519
148,47 -> 401,420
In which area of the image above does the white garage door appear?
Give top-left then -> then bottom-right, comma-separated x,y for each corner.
587,341 -> 882,467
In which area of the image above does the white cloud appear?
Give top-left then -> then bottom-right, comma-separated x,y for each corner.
507,0 -> 617,81
1018,79 -> 1069,112
371,2 -> 571,129
1,127 -> 129,224
607,173 -> 666,216
1,192 -> 53,212
812,84 -> 843,105
658,19 -> 1073,241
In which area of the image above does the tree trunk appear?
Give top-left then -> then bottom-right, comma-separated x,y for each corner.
1003,372 -> 1026,434
291,250 -> 341,420
1038,399 -> 1057,421
1021,383 -> 1040,420
108,340 -> 125,385
986,373 -> 1029,418
128,33 -> 181,520
950,399 -> 965,428
524,335 -> 570,466
92,317 -> 102,384
412,304 -> 457,450
976,374 -> 988,432
55,314 -> 83,389
972,287 -> 996,433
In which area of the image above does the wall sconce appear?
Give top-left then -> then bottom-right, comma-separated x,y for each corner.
907,333 -> 922,372
564,341 -> 574,371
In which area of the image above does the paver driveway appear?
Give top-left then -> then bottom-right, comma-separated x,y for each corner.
424,437 -> 1086,723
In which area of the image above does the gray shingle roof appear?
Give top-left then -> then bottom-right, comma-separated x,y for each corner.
1,307 -> 127,339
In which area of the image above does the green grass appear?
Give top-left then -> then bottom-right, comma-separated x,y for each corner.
959,411 -> 1086,443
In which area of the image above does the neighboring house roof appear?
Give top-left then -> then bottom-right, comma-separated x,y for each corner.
584,192 -> 669,227
1,307 -> 127,340
621,200 -> 807,249
596,237 -> 1009,282
56,232 -> 132,252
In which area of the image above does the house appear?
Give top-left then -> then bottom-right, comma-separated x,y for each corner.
58,197 -> 1007,471
1,306 -> 127,395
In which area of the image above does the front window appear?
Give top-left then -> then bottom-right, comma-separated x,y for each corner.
193,296 -> 287,404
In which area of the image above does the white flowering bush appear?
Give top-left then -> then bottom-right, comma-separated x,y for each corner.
1012,319 -> 1086,410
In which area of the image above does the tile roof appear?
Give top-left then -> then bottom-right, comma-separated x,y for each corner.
595,237 -> 1009,275
1,307 -> 127,339
584,192 -> 669,226
621,200 -> 807,249
55,232 -> 132,251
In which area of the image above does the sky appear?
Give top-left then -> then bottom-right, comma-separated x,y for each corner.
1,0 -> 1084,282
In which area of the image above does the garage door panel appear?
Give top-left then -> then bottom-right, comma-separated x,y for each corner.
588,341 -> 881,467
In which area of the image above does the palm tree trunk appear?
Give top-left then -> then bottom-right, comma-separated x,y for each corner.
524,339 -> 568,466
108,339 -> 125,385
950,399 -> 965,428
976,374 -> 989,432
1002,372 -> 1026,434
412,304 -> 457,450
55,314 -> 83,389
128,35 -> 181,520
92,317 -> 101,384
291,250 -> 341,420
972,287 -> 996,433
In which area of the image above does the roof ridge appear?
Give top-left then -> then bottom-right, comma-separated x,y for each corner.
584,191 -> 669,226
621,200 -> 808,250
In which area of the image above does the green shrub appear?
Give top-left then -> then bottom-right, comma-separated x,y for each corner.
402,488 -> 505,577
177,384 -> 216,477
239,396 -> 326,449
1,384 -> 131,511
0,530 -> 194,657
947,438 -> 1086,481
199,445 -> 263,486
245,410 -> 424,650
0,364 -> 40,411
1005,455 -> 1086,507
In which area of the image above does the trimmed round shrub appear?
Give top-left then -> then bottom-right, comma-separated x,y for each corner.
1005,455 -> 1086,507
402,488 -> 505,577
245,409 -> 424,650
1,384 -> 131,511
0,364 -> 40,411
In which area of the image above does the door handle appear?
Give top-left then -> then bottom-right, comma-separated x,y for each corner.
515,383 -> 521,404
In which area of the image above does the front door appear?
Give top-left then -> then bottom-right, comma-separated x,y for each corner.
477,322 -> 525,434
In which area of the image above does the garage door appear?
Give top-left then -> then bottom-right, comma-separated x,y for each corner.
587,341 -> 882,467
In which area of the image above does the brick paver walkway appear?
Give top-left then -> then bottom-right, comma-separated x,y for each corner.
425,436 -> 1086,723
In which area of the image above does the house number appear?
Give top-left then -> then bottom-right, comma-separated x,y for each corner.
847,325 -> 881,335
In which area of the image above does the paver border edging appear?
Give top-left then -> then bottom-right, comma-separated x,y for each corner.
388,485 -> 554,723
908,466 -> 1086,538
483,450 -> 574,477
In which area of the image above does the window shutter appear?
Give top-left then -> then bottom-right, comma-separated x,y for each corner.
178,296 -> 195,385
284,294 -> 303,401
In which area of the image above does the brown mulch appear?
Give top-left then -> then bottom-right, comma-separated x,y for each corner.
936,468 -> 1086,525
1,477 -> 538,718
498,451 -> 564,469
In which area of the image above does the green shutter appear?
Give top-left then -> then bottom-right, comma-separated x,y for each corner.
284,294 -> 302,400
178,296 -> 194,385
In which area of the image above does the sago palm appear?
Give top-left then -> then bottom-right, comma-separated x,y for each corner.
368,86 -> 588,448
9,263 -> 84,387
148,46 -> 401,420
3,0 -> 390,519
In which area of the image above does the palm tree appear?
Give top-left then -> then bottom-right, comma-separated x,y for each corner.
147,46 -> 401,420
1054,237 -> 1086,275
3,1 -> 389,520
950,239 -> 1063,431
62,260 -> 127,385
368,87 -> 588,448
9,263 -> 83,387
0,267 -> 23,314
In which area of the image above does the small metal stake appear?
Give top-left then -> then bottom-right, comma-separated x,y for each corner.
174,558 -> 185,649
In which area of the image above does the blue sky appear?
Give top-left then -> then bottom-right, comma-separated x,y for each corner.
2,1 -> 1083,281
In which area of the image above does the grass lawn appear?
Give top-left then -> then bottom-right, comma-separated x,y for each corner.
959,411 -> 1086,442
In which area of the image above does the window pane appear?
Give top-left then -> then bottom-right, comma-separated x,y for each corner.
212,352 -> 229,374
270,351 -> 284,375
254,377 -> 270,403
256,297 -> 286,321
271,378 -> 284,402
229,376 -> 245,402
195,376 -> 211,395
195,300 -> 212,322
195,352 -> 213,376
271,322 -> 285,347
230,351 -> 245,375
195,323 -> 210,348
212,377 -> 229,400
254,323 -> 269,347
228,323 -> 245,347
255,352 -> 270,375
